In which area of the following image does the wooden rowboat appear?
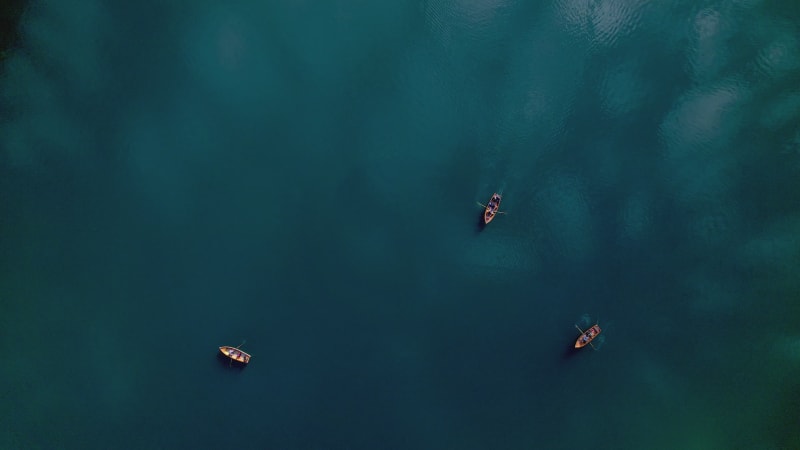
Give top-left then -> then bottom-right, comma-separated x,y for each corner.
220,345 -> 251,364
483,193 -> 502,224
574,324 -> 601,349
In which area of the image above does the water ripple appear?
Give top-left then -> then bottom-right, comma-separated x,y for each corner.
424,0 -> 510,47
754,31 -> 800,78
554,0 -> 647,49
658,80 -> 750,207
659,79 -> 749,158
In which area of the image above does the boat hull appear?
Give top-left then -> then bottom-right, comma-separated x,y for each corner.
219,346 -> 251,364
484,193 -> 502,224
575,325 -> 601,348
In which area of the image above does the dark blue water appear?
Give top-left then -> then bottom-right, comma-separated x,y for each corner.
2,1 -> 799,448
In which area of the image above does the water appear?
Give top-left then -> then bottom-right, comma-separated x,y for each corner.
1,1 -> 799,448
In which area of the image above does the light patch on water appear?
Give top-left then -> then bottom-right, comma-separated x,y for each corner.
737,215 -> 800,278
423,0 -> 455,49
754,23 -> 800,78
534,173 -> 594,263
423,0 -> 510,47
599,60 -> 647,117
553,0 -> 647,49
660,79 -> 748,157
513,30 -> 586,147
789,130 -> 800,171
775,335 -> 800,363
450,0 -> 509,25
182,6 -> 283,111
658,80 -> 750,207
759,90 -> 800,131
499,21 -> 586,154
619,191 -> 651,242
20,0 -> 109,96
575,313 -> 592,328
688,8 -> 732,83
732,0 -> 764,8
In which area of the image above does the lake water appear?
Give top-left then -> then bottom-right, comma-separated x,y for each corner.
1,1 -> 799,448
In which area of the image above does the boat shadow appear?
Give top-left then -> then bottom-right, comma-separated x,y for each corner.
561,342 -> 581,360
559,331 -> 586,361
560,335 -> 604,361
216,351 -> 248,371
475,212 -> 486,233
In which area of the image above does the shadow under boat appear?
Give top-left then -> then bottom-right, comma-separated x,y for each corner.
476,211 -> 487,233
216,351 -> 248,370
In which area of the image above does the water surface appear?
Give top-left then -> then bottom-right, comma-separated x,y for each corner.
1,0 -> 799,448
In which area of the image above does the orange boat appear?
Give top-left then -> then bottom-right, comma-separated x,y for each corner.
219,345 -> 251,364
482,193 -> 502,224
574,324 -> 601,349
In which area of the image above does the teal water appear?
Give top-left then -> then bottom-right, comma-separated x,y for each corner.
2,1 -> 800,448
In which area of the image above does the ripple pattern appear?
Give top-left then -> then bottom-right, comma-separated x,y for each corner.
554,0 -> 648,49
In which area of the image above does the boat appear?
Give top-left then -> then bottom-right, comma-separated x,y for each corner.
482,193 -> 502,224
219,345 -> 251,364
574,324 -> 601,349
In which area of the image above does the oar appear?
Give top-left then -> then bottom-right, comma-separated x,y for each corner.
477,202 -> 487,208
575,324 -> 585,334
236,339 -> 246,349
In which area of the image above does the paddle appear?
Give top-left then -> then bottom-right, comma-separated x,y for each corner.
477,202 -> 507,214
590,315 -> 600,350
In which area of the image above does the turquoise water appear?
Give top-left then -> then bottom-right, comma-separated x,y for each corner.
2,1 -> 800,448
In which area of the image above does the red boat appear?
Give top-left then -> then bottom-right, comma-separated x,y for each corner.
574,324 -> 601,349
